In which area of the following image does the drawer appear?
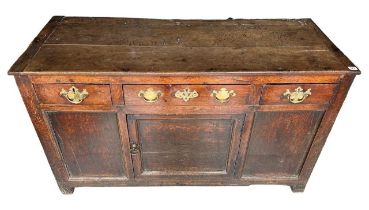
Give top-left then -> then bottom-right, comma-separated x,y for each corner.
260,84 -> 338,105
123,85 -> 252,106
34,84 -> 112,105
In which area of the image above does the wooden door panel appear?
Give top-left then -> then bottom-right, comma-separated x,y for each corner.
128,114 -> 244,178
139,119 -> 232,172
47,112 -> 128,178
242,110 -> 324,178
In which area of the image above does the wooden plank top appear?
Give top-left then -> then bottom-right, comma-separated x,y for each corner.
8,16 -> 360,75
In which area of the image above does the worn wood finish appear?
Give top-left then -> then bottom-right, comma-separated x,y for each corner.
34,84 -> 112,105
8,16 -> 360,194
295,74 -> 356,192
26,45 -> 346,73
8,17 -> 358,75
127,114 -> 244,179
47,112 -> 127,178
8,16 -> 64,74
242,110 -> 324,178
124,85 -> 252,106
44,18 -> 327,47
14,76 -> 72,193
260,84 -> 338,105
29,74 -> 343,84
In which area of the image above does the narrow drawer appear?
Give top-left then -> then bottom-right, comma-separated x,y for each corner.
123,85 -> 252,106
34,84 -> 112,105
260,84 -> 338,105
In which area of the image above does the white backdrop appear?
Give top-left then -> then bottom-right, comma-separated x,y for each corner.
0,0 -> 368,209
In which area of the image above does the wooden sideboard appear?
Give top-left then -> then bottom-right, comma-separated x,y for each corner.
8,16 -> 360,194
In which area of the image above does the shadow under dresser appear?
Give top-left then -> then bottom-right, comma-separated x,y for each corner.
8,16 -> 360,194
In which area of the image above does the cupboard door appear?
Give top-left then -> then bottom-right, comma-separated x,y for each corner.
127,114 -> 245,178
242,110 -> 324,178
47,112 -> 129,178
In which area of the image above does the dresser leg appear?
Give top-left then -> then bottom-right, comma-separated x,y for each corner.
57,182 -> 75,194
290,184 -> 306,193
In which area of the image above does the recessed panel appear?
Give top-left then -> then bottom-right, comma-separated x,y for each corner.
48,112 -> 126,178
138,118 -> 232,172
243,111 -> 323,177
128,114 -> 245,178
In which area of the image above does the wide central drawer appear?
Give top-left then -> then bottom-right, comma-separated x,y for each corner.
123,85 -> 252,106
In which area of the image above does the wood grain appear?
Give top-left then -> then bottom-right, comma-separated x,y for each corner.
8,17 -> 360,193
8,16 -> 64,75
14,76 -> 72,193
34,83 -> 112,105
48,112 -> 127,178
124,85 -> 251,106
45,18 -> 325,47
127,114 -> 245,179
8,17 -> 361,75
260,84 -> 338,105
242,111 -> 324,178
25,45 -> 345,73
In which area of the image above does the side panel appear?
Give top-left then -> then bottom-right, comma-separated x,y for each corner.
242,110 -> 324,178
47,112 -> 127,178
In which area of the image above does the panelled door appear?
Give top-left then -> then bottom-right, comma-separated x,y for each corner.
127,114 -> 245,179
238,84 -> 337,180
241,110 -> 324,178
46,111 -> 132,180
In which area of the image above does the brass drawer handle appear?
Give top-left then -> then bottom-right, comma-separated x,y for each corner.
175,88 -> 199,102
283,87 -> 311,104
138,88 -> 163,103
60,86 -> 88,104
211,88 -> 236,103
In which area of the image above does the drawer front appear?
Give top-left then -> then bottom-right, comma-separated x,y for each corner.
34,84 -> 112,105
123,85 -> 252,106
260,84 -> 338,105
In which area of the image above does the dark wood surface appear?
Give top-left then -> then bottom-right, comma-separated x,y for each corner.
8,16 -> 359,194
127,114 -> 244,178
260,84 -> 338,105
34,84 -> 112,105
242,110 -> 324,178
26,45 -> 346,73
47,112 -> 127,178
123,85 -> 252,106
8,16 -> 360,75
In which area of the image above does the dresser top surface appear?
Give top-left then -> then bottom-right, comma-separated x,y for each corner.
9,16 -> 359,75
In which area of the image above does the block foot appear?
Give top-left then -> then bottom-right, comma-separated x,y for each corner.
57,182 -> 74,194
290,184 -> 306,193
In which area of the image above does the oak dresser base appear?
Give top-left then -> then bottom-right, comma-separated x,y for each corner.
9,16 -> 359,194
